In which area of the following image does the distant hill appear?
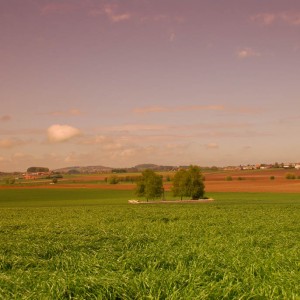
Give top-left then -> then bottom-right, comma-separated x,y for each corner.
134,164 -> 176,171
134,164 -> 159,170
53,165 -> 113,174
53,164 -> 177,174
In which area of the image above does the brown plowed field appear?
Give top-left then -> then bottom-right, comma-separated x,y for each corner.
1,169 -> 300,193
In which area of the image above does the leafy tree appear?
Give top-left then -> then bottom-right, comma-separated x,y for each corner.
5,177 -> 15,184
108,175 -> 119,184
136,169 -> 163,201
172,169 -> 189,200
27,167 -> 49,173
172,165 -> 205,200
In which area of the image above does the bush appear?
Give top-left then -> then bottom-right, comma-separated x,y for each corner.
108,175 -> 119,184
270,176 -> 275,180
285,173 -> 296,180
225,176 -> 233,181
5,178 -> 15,184
237,177 -> 245,181
52,178 -> 58,184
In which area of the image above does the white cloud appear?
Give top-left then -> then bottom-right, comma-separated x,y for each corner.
47,124 -> 81,143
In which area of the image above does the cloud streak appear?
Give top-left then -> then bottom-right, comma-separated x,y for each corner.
133,104 -> 262,115
0,138 -> 28,149
45,109 -> 83,117
103,4 -> 131,23
133,105 -> 225,114
251,11 -> 300,26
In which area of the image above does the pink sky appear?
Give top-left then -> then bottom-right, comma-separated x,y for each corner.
1,0 -> 300,171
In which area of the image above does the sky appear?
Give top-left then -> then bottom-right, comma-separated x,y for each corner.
1,0 -> 300,172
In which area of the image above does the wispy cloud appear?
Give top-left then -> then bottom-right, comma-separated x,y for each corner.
103,124 -> 170,132
0,115 -> 12,122
133,104 -> 262,115
47,124 -> 81,143
251,11 -> 300,26
0,138 -> 28,149
45,108 -> 83,117
103,4 -> 131,23
133,105 -> 225,115
251,13 -> 276,25
237,48 -> 261,59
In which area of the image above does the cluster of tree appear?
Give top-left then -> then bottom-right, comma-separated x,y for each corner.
112,169 -> 127,173
135,165 -> 205,201
172,166 -> 205,200
27,167 -> 49,173
285,173 -> 300,180
105,175 -> 142,184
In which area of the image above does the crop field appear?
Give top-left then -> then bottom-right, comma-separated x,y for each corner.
2,168 -> 300,193
0,189 -> 299,299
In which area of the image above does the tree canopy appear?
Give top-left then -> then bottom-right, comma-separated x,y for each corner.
172,165 -> 205,200
135,169 -> 164,201
27,167 -> 49,173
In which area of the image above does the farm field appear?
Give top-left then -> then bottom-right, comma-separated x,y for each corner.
1,168 -> 300,193
0,189 -> 299,299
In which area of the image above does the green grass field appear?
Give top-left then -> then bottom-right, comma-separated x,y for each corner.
0,189 -> 299,299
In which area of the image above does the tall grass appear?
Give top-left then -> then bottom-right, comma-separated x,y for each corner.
0,189 -> 299,299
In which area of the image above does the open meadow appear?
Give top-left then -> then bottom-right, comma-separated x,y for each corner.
0,188 -> 299,299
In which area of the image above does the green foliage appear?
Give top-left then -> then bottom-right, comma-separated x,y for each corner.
5,177 -> 15,184
27,167 -> 49,173
0,191 -> 299,298
172,169 -> 189,200
285,173 -> 296,179
270,176 -> 275,180
165,175 -> 171,182
52,178 -> 58,184
108,175 -> 119,184
225,176 -> 233,181
112,169 -> 127,173
172,166 -> 205,200
135,169 -> 163,201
